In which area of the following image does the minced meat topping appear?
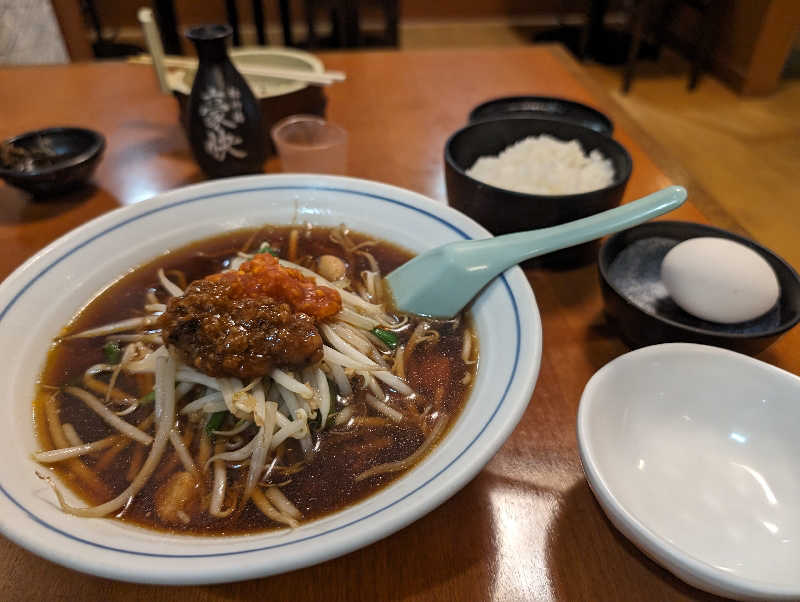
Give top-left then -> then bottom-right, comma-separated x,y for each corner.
159,254 -> 342,379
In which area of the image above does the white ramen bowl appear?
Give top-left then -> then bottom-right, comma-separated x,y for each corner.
578,343 -> 800,600
0,174 -> 541,584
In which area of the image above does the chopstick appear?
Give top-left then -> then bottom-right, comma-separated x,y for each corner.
129,54 -> 345,86
136,8 -> 169,93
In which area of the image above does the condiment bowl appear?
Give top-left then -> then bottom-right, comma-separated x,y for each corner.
0,127 -> 105,197
0,174 -> 540,584
578,343 -> 800,600
444,117 -> 632,267
598,221 -> 800,354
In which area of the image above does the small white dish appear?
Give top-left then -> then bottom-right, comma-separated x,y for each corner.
577,343 -> 800,600
0,174 -> 541,584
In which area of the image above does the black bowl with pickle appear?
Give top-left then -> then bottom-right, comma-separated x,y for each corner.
0,127 -> 105,197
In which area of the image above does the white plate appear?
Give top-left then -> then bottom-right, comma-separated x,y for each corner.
167,47 -> 324,97
578,343 -> 800,600
0,174 -> 541,584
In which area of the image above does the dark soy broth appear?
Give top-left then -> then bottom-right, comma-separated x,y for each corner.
35,225 -> 476,534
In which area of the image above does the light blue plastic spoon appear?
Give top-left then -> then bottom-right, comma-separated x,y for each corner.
385,185 -> 687,317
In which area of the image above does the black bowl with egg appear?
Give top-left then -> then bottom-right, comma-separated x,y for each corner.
598,221 -> 800,354
444,117 -> 632,267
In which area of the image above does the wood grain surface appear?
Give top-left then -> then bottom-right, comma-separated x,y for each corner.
0,45 -> 796,601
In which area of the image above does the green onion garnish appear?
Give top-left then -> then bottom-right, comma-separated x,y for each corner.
371,327 -> 398,349
206,411 -> 227,436
102,341 -> 122,364
140,390 -> 155,403
256,242 -> 279,256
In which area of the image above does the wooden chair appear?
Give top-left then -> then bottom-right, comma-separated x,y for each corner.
152,0 -> 294,55
622,0 -> 716,93
303,0 -> 399,49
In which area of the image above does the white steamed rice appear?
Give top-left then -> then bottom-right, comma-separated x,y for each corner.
466,134 -> 615,195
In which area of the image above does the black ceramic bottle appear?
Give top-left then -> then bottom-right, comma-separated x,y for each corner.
185,24 -> 265,178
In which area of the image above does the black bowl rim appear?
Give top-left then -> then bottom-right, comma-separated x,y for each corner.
468,95 -> 614,134
0,126 -> 106,178
598,220 -> 800,340
444,116 -> 633,202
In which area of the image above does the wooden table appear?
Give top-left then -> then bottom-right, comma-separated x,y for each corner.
1,45 -> 797,601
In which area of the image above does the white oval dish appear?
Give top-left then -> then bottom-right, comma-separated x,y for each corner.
0,174 -> 541,584
166,47 -> 324,97
577,343 -> 800,600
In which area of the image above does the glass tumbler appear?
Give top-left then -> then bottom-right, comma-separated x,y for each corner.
270,115 -> 348,174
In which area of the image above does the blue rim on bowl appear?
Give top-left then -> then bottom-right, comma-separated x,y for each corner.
0,174 -> 541,584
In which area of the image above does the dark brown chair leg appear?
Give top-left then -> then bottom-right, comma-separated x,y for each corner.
652,0 -> 677,61
689,3 -> 714,90
341,0 -> 358,47
578,0 -> 591,61
252,0 -> 267,45
622,1 -> 649,93
384,0 -> 398,47
334,1 -> 350,47
304,0 -> 318,48
279,0 -> 294,46
225,0 -> 241,46
586,0 -> 609,60
153,0 -> 182,55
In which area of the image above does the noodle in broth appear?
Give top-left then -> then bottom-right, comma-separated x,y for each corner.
33,224 -> 477,533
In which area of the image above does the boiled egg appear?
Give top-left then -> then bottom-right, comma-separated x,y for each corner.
661,237 -> 780,324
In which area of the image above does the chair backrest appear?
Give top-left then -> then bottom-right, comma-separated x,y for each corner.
152,0 -> 398,54
152,0 -> 273,56
304,0 -> 399,49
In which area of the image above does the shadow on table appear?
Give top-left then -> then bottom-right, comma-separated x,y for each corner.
113,122 -> 192,167
0,183 -> 100,223
545,480 -> 725,601
527,263 -> 600,311
115,120 -> 206,184
582,317 -> 631,371
202,475 -> 495,601
20,474 -> 494,601
754,345 -> 785,370
113,121 -> 264,187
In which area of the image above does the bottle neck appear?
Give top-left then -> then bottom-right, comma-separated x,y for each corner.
186,24 -> 232,63
194,40 -> 229,63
